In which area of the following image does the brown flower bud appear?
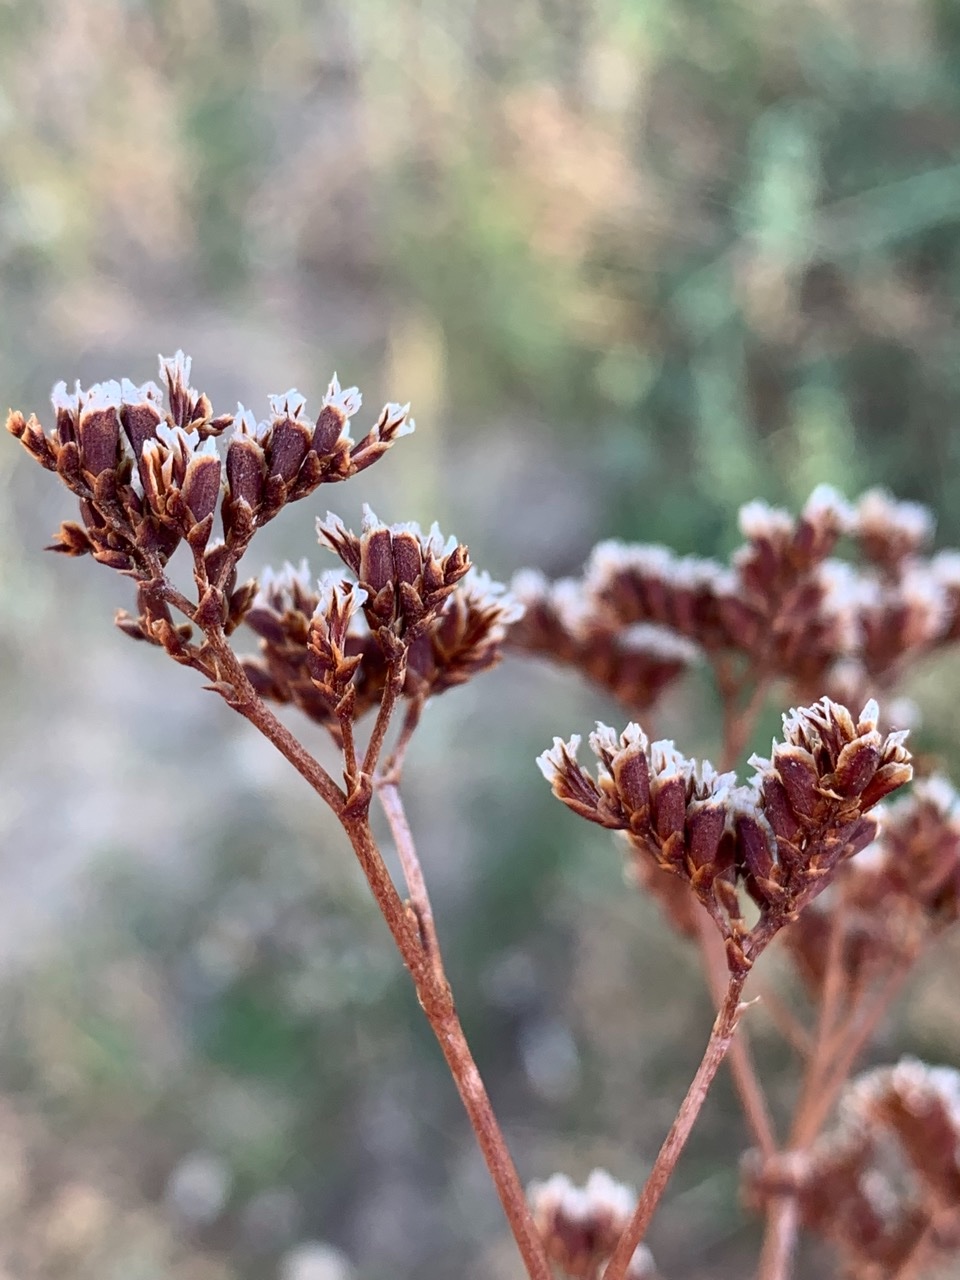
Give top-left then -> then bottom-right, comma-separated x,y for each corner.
75,381 -> 122,477
6,409 -> 59,470
46,521 -> 93,556
754,1058 -> 960,1276
225,407 -> 267,512
159,350 -> 204,431
312,373 -> 362,455
540,725 -> 746,948
266,390 -> 313,483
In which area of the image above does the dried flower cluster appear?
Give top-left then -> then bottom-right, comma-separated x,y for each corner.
7,355 -> 522,743
511,485 -> 960,717
509,569 -> 698,711
745,1058 -> 960,1277
242,517 -> 523,741
527,1170 -> 658,1280
538,697 -> 912,972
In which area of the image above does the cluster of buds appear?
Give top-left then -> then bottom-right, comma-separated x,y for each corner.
7,352 -> 525,736
242,517 -> 525,741
527,1170 -> 659,1280
509,484 -> 960,719
6,353 -> 413,590
744,1059 -> 960,1276
222,380 -> 413,554
538,698 -> 912,971
508,569 -> 699,711
785,775 -> 960,998
317,506 -> 470,649
240,562 -> 387,736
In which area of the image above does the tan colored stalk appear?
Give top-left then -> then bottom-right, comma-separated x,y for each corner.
604,972 -> 750,1280
695,913 -> 777,1158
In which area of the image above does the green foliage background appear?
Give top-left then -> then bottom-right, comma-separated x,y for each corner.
1,1 -> 960,1277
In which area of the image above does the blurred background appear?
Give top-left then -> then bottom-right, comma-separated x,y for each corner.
2,0 -> 960,1276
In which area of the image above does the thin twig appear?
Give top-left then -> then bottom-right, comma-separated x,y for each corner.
362,659 -> 405,778
604,973 -> 750,1280
761,900 -> 851,1277
379,694 -> 426,784
339,707 -> 358,788
756,1197 -> 800,1280
696,912 -> 777,1157
378,780 -> 445,985
794,966 -> 909,1149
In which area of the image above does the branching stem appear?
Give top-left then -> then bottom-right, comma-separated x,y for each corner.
202,625 -> 551,1280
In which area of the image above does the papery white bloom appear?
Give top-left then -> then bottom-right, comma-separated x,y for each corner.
232,402 -> 270,441
268,388 -> 308,420
509,567 -> 549,600
550,577 -> 592,632
738,499 -> 794,541
588,720 -> 649,759
458,568 -> 526,625
911,773 -> 960,815
155,421 -> 202,453
254,558 -> 314,610
80,380 -> 123,414
899,563 -> 949,640
582,1167 -> 636,1220
51,379 -> 81,415
120,377 -> 164,406
323,373 -> 362,420
671,554 -> 723,589
159,349 -> 192,386
359,505 -> 458,557
367,401 -> 414,441
585,540 -> 673,584
803,483 -> 855,529
818,560 -> 874,651
279,1241 -> 355,1280
930,549 -> 960,588
857,487 -> 935,546
619,622 -> 700,663
857,698 -> 879,731
536,735 -> 581,781
313,570 -> 368,619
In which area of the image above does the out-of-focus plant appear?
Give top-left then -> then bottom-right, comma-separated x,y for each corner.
10,351 -> 960,1279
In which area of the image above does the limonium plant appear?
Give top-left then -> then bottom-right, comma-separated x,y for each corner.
9,353 -> 960,1280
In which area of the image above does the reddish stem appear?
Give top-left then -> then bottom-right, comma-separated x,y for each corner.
604,972 -> 749,1280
